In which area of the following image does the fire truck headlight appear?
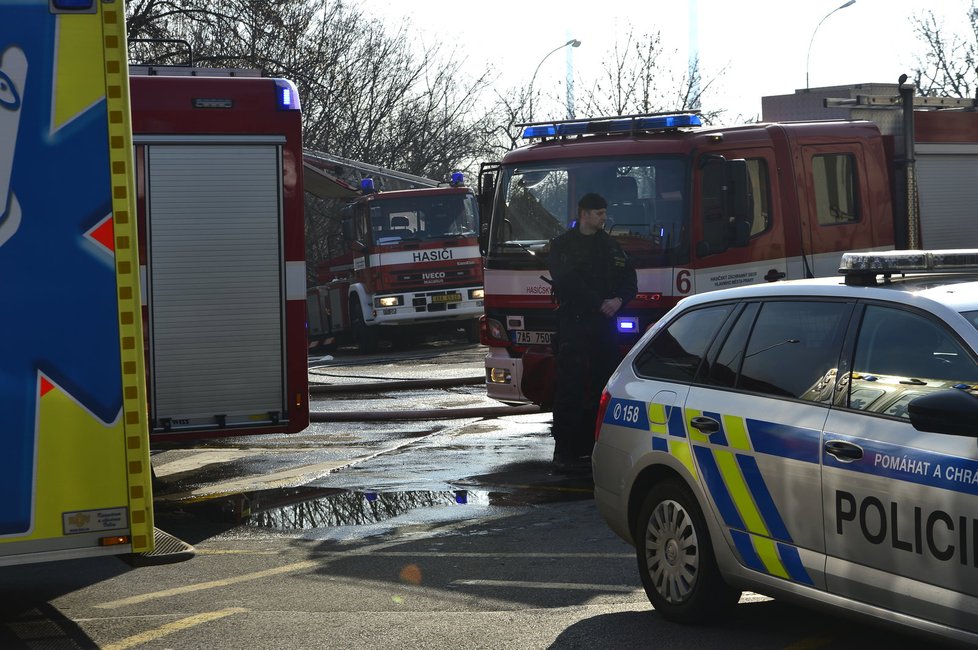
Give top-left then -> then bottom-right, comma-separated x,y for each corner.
488,367 -> 511,384
376,296 -> 402,308
469,288 -> 485,300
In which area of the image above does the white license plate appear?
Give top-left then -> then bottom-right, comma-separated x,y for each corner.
515,330 -> 554,345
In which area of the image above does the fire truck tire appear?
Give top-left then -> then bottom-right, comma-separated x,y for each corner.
463,319 -> 480,344
351,300 -> 379,354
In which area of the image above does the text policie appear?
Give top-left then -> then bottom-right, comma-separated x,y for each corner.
836,490 -> 978,567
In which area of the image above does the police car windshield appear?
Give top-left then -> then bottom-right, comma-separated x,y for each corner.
488,157 -> 690,268
368,194 -> 478,243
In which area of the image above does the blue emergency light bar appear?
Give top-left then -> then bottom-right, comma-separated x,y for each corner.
450,171 -> 464,187
361,178 -> 376,193
274,79 -> 301,110
522,113 -> 701,139
616,316 -> 639,334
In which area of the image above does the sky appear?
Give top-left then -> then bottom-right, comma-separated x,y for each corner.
367,0 -> 973,122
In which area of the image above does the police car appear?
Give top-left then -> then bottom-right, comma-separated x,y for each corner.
592,250 -> 978,644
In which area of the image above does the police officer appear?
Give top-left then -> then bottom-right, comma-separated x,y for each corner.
548,192 -> 637,468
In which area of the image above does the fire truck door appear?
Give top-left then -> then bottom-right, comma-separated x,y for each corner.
144,141 -> 286,432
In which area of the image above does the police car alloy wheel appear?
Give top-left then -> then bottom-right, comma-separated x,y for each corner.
636,480 -> 740,623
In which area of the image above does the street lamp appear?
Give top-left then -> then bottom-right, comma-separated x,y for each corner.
805,0 -> 855,89
528,38 -> 581,121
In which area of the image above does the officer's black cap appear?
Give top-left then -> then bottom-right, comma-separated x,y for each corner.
578,193 -> 607,211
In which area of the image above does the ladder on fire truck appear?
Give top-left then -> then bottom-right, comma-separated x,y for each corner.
303,150 -> 440,200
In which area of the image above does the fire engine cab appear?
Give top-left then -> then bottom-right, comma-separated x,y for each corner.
306,168 -> 485,353
478,84 -> 978,408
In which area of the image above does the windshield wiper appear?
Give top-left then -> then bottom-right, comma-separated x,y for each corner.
501,241 -> 539,256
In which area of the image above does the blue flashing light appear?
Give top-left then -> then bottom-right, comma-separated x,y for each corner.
522,124 -> 557,138
274,79 -> 301,111
616,316 -> 639,334
360,178 -> 376,194
450,171 -> 464,187
522,113 -> 701,139
52,0 -> 94,9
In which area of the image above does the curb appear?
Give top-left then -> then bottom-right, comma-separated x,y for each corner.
309,404 -> 541,422
308,375 -> 485,394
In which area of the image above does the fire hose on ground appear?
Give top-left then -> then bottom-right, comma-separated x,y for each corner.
307,375 -> 542,422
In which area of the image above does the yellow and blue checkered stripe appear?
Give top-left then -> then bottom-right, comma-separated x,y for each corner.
605,398 -> 816,586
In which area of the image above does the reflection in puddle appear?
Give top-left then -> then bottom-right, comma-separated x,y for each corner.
244,488 -> 489,531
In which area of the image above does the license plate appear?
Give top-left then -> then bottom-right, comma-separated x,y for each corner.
432,293 -> 462,303
515,330 -> 554,345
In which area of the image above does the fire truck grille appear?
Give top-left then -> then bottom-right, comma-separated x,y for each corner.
390,267 -> 477,289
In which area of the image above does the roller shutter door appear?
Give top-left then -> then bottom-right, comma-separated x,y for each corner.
147,144 -> 284,431
916,145 -> 978,249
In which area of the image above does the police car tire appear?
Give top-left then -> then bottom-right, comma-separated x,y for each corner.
635,480 -> 740,623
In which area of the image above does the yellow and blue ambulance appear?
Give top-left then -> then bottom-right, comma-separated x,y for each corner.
1,0 -> 156,566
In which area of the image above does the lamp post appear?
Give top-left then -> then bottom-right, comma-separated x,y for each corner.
528,38 -> 581,121
805,0 -> 855,89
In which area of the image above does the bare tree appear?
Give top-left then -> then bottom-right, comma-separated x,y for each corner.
124,0 -> 498,275
576,28 -> 725,123
912,2 -> 978,99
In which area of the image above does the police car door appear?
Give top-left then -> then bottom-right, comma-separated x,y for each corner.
822,303 -> 978,632
684,298 -> 854,592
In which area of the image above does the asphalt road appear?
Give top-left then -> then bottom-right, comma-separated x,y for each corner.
0,343 -> 938,649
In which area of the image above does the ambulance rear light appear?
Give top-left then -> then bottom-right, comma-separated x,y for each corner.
274,79 -> 301,110
840,249 -> 978,285
99,535 -> 130,547
521,113 -> 701,139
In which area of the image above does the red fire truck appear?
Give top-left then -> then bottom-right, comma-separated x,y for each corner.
478,82 -> 978,407
305,173 -> 485,353
130,67 -> 309,441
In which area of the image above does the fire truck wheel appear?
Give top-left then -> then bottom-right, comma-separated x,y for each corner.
351,300 -> 378,354
463,319 -> 480,344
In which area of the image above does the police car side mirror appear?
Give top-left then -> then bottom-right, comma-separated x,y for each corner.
907,389 -> 978,438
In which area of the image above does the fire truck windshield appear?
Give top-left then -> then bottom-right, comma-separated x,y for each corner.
487,157 -> 690,268
369,194 -> 478,244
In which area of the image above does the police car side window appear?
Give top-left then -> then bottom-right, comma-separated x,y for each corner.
736,301 -> 850,400
702,302 -> 759,388
634,305 -> 733,382
849,305 -> 978,418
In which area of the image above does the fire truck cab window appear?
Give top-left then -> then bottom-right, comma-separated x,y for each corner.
489,158 -> 691,266
366,194 -> 479,243
745,158 -> 772,236
812,153 -> 860,225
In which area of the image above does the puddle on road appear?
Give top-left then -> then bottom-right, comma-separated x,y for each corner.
155,464 -> 593,532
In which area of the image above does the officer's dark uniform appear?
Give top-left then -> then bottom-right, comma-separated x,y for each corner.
548,222 -> 637,463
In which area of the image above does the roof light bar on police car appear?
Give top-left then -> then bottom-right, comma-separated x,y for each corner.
840,250 -> 978,284
521,113 -> 702,139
